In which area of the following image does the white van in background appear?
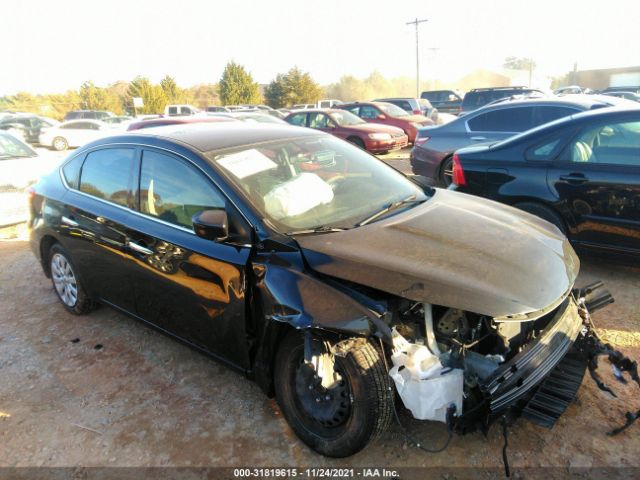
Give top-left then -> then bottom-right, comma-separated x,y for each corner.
164,104 -> 199,116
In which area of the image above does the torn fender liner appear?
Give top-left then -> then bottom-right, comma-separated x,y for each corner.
296,188 -> 579,319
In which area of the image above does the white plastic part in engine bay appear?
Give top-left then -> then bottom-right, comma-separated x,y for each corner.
388,328 -> 463,422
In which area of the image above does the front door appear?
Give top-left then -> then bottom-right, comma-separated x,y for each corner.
125,148 -> 252,369
548,116 -> 640,252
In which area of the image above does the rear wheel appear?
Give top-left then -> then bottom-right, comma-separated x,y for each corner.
274,332 -> 393,457
514,202 -> 567,234
52,137 -> 68,151
440,155 -> 454,187
48,244 -> 94,314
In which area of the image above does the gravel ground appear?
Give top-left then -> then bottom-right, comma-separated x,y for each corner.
0,234 -> 639,477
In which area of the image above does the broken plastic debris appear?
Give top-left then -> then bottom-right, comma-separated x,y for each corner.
388,328 -> 463,422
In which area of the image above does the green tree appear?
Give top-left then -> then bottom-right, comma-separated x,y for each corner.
219,61 -> 262,105
127,76 -> 168,114
79,81 -> 123,113
264,67 -> 323,108
160,75 -> 181,103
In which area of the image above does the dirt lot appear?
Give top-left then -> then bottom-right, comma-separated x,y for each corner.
1,231 -> 639,478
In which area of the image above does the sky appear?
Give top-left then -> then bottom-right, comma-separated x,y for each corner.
2,0 -> 639,96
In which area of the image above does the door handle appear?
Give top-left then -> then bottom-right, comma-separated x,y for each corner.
127,240 -> 153,256
471,136 -> 487,142
559,174 -> 588,184
61,215 -> 79,227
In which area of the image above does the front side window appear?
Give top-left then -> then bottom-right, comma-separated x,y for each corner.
561,120 -> 640,165
309,113 -> 330,128
359,105 -> 380,119
139,150 -> 226,229
79,148 -> 135,206
209,135 -> 428,232
535,106 -> 578,126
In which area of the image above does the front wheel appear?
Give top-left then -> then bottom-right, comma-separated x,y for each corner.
274,332 -> 393,457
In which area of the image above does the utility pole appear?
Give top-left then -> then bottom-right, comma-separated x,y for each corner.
406,17 -> 429,97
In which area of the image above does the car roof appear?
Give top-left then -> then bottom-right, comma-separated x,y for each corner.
469,94 -> 626,113
112,122 -> 322,153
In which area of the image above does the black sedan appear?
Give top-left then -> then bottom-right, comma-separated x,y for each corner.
28,122 -> 616,456
450,107 -> 640,256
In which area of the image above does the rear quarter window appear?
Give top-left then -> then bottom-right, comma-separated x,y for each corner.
62,155 -> 84,189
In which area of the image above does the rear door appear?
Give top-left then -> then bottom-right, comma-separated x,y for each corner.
126,148 -> 253,368
466,106 -> 536,144
548,116 -> 640,252
59,147 -> 138,311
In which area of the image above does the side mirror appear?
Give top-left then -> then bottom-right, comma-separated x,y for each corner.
377,114 -> 386,120
192,209 -> 228,241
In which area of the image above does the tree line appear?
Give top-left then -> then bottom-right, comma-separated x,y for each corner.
0,61 -> 444,120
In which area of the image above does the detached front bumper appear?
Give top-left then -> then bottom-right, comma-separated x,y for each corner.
484,297 -> 583,413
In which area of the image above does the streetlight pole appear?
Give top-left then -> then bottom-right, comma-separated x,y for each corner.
406,17 -> 428,97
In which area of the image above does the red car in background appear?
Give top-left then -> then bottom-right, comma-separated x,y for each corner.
127,115 -> 237,131
336,101 -> 433,143
284,109 -> 408,153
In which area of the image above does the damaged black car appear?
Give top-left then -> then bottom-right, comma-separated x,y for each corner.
28,122 -> 629,458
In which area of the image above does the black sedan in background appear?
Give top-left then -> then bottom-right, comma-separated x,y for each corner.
451,107 -> 640,256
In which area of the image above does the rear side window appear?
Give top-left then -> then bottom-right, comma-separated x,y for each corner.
139,150 -> 226,229
79,148 -> 135,207
525,135 -> 564,161
467,107 -> 534,132
62,155 -> 84,189
287,113 -> 307,126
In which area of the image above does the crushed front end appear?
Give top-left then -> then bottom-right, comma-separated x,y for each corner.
383,281 -> 620,434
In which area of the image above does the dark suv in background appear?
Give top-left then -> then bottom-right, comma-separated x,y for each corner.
420,90 -> 463,115
411,95 -> 629,185
460,86 -> 545,115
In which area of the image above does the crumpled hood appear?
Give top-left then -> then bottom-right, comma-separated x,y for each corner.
295,189 -> 579,318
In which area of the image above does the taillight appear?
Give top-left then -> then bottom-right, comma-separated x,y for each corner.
413,109 -> 421,115
414,136 -> 430,147
452,153 -> 467,186
26,186 -> 35,201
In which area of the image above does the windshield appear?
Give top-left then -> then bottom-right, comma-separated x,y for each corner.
378,103 -> 409,117
330,111 -> 365,126
0,133 -> 37,158
208,135 -> 428,232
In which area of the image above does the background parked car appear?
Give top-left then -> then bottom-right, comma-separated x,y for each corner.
64,110 -> 114,121
602,91 -> 640,102
411,95 -> 632,185
39,120 -> 114,150
164,104 -> 199,116
554,86 -> 592,95
460,86 -> 545,115
206,106 -> 230,113
209,112 -> 288,124
0,132 -> 61,226
285,108 -> 408,153
126,115 -> 237,131
337,101 -> 433,143
291,104 -> 316,109
0,114 -> 59,143
450,107 -> 640,256
102,116 -> 134,127
601,86 -> 640,95
373,97 -> 438,123
420,90 -> 464,115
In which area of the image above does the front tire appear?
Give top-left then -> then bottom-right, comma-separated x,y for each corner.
49,244 -> 94,315
52,136 -> 68,151
274,332 -> 393,457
